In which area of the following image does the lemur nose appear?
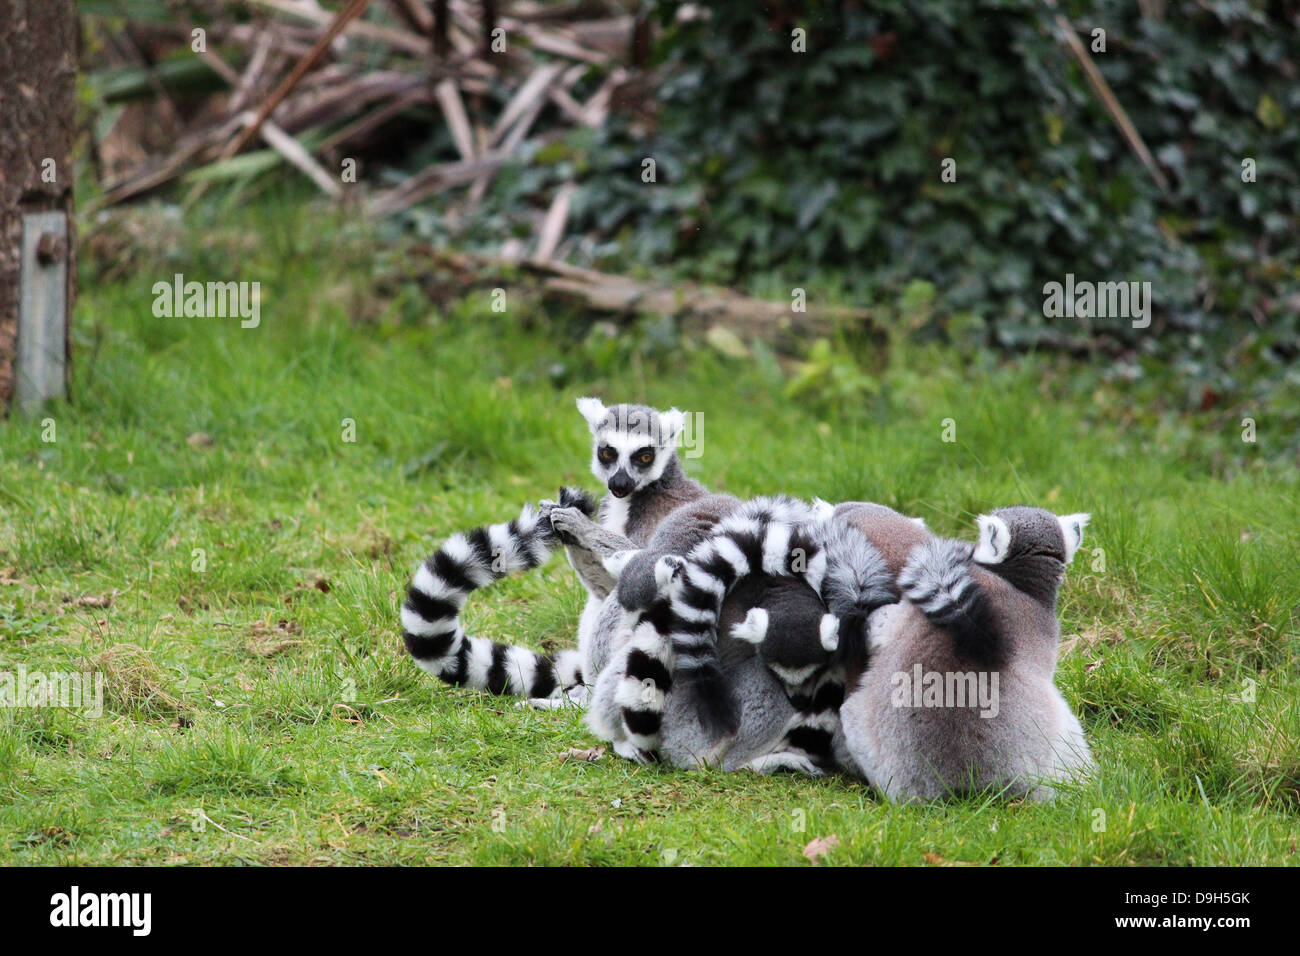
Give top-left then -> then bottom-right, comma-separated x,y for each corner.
608,470 -> 635,498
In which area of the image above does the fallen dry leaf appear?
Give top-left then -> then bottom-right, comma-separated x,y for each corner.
186,432 -> 214,449
923,850 -> 980,866
561,746 -> 606,762
802,834 -> 840,862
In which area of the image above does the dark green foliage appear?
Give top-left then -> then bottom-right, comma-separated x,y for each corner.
574,0 -> 1298,370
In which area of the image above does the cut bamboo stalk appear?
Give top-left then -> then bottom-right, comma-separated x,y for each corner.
1046,2 -> 1169,193
250,114 -> 343,197
434,79 -> 476,161
535,182 -> 577,259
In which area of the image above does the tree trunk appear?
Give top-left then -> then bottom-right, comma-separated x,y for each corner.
0,0 -> 78,416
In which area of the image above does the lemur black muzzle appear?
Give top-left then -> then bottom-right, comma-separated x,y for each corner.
608,470 -> 636,498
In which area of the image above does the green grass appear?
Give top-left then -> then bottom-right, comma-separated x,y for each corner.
1,198 -> 1297,866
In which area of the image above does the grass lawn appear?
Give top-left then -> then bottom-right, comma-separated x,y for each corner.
1,199 -> 1297,866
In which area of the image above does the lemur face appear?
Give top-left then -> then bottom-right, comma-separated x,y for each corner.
576,398 -> 684,499
973,506 -> 1090,567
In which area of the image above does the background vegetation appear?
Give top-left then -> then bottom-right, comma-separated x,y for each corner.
0,0 -> 1294,865
1,202 -> 1297,864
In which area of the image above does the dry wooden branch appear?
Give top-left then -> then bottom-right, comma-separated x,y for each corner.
1046,1 -> 1169,193
316,86 -> 432,154
249,114 -> 343,197
385,0 -> 432,34
229,32 -> 274,114
489,62 -> 565,144
435,79 -> 476,161
365,152 -> 510,217
513,22 -> 609,64
224,0 -> 372,159
535,182 -> 577,259
514,258 -> 883,350
249,0 -> 429,55
91,116 -> 244,210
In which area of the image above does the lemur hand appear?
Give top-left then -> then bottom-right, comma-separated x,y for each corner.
547,506 -> 592,545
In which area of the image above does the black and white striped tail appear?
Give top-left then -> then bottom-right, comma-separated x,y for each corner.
612,606 -> 678,758
615,497 -> 829,758
768,668 -> 849,771
401,487 -> 595,698
898,538 -> 1001,663
818,518 -> 899,671
732,518 -> 899,772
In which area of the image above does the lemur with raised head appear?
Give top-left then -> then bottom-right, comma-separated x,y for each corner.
401,398 -> 702,701
401,398 -> 840,771
838,506 -> 1093,802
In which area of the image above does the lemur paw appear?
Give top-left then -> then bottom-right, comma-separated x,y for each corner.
537,498 -> 564,534
613,739 -> 656,765
517,686 -> 589,711
546,505 -> 589,544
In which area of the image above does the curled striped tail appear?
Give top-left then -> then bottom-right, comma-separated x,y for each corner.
672,496 -> 831,674
897,538 -> 1000,663
400,487 -> 596,698
723,517 -> 897,772
614,497 -> 827,757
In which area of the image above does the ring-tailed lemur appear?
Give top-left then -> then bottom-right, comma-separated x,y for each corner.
401,398 -> 706,702
397,398 -> 696,702
550,494 -> 841,771
596,497 -> 899,771
400,397 -> 866,773
836,506 -> 1094,802
594,499 -> 1093,794
585,495 -> 829,756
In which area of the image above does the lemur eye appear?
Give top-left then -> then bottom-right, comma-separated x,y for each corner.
635,450 -> 654,465
597,446 -> 616,464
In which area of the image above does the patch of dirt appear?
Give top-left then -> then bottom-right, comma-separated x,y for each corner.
245,619 -> 303,658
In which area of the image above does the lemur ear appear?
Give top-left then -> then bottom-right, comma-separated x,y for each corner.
973,514 -> 1011,564
1057,513 -> 1090,564
658,407 -> 685,447
576,397 -> 607,430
